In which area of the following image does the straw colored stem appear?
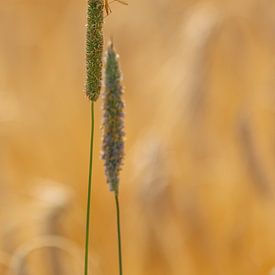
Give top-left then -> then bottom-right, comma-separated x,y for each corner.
115,192 -> 123,275
84,101 -> 95,275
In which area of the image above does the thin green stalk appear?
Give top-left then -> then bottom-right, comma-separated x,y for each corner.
115,192 -> 123,275
84,101 -> 95,275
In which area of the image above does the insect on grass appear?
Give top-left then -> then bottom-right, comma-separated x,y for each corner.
104,0 -> 128,15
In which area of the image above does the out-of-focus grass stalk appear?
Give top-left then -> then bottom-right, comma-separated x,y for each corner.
10,236 -> 82,275
84,1 -> 104,275
102,42 -> 125,275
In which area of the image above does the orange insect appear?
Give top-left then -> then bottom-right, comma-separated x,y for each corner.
104,0 -> 128,15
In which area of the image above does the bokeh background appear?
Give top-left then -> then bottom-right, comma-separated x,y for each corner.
1,0 -> 275,274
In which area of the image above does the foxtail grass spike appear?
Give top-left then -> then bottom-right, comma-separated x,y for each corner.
102,42 -> 125,193
86,0 -> 104,101
102,41 -> 125,275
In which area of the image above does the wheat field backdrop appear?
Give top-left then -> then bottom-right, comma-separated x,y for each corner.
1,0 -> 275,274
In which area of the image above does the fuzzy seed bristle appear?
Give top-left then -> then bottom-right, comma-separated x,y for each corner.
102,42 -> 125,193
86,0 -> 104,101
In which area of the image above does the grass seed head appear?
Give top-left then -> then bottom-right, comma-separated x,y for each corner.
86,0 -> 104,101
102,42 -> 125,193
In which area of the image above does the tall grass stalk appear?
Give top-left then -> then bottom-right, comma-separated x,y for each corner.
115,192 -> 123,275
84,0 -> 104,274
84,101 -> 95,275
102,42 -> 125,275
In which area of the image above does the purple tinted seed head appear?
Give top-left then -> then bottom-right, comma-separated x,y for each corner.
102,42 -> 125,193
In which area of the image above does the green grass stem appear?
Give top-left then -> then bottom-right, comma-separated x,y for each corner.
115,192 -> 123,275
84,101 -> 95,275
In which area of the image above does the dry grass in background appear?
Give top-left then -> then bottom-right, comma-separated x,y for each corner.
1,0 -> 275,274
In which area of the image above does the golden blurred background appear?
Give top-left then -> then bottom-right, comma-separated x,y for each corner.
1,0 -> 275,274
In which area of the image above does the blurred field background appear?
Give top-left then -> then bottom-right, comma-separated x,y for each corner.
1,0 -> 275,274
